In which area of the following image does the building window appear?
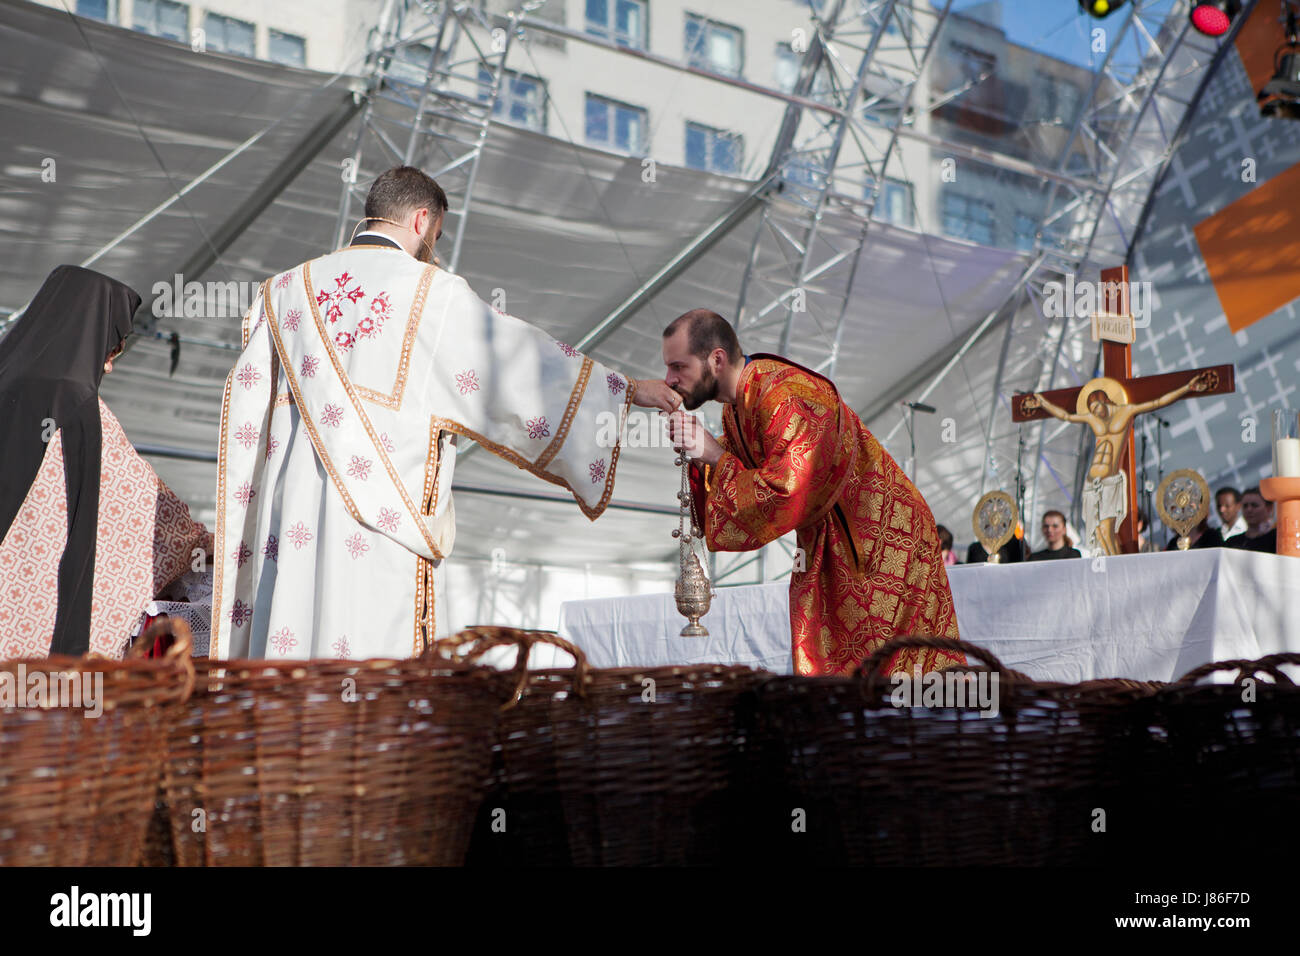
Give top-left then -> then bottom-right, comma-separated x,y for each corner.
390,42 -> 433,84
685,13 -> 743,77
876,179 -> 914,227
269,29 -> 306,67
1014,213 -> 1037,252
585,0 -> 647,50
478,68 -> 547,132
133,0 -> 188,42
951,42 -> 996,84
1039,73 -> 1083,124
941,193 -> 995,245
76,0 -> 113,21
774,41 -> 799,93
203,13 -> 255,57
585,93 -> 648,154
685,122 -> 742,174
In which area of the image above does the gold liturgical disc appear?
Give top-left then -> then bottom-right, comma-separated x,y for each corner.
972,491 -> 1018,563
1155,469 -> 1210,551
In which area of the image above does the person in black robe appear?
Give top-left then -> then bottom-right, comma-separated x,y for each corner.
0,265 -> 139,654
1222,487 -> 1278,554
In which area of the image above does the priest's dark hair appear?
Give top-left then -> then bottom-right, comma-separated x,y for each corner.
663,309 -> 742,364
364,166 -> 448,226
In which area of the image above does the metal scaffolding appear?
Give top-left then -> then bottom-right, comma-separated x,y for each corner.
331,0 -> 1243,582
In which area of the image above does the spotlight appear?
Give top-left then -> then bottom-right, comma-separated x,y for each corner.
1259,6 -> 1300,120
1079,0 -> 1128,17
1189,1 -> 1242,38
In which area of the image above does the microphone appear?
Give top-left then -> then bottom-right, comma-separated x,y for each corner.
900,401 -> 937,414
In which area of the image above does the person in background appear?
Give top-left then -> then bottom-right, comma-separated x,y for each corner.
1029,510 -> 1081,560
1135,509 -> 1160,553
1222,487 -> 1276,554
1164,515 -> 1223,551
936,525 -> 957,565
1215,486 -> 1247,540
965,537 -> 1026,563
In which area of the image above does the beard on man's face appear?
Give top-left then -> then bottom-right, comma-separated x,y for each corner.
415,225 -> 437,263
677,363 -> 719,410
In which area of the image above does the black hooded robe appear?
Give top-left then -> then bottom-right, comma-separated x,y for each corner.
0,265 -> 140,655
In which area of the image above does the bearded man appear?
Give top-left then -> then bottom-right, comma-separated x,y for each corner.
662,309 -> 963,676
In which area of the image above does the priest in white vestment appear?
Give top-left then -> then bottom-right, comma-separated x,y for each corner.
212,167 -> 678,659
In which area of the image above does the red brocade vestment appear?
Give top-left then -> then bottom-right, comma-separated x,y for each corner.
692,356 -> 964,676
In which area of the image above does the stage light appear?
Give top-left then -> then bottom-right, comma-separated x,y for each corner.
1078,0 -> 1127,18
1259,6 -> 1300,120
1189,1 -> 1242,37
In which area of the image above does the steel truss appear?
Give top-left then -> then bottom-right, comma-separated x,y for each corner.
333,0 -> 1240,581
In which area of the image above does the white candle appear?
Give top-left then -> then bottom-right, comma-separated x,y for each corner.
1276,438 -> 1300,478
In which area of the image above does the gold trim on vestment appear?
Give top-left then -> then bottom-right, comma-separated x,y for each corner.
210,361 -> 236,659
299,260 -> 443,560
535,357 -> 592,470
427,367 -> 632,521
354,265 -> 435,410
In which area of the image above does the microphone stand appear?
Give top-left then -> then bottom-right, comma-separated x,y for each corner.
900,400 -> 936,481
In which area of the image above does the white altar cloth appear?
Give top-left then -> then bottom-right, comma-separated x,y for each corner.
557,549 -> 1300,682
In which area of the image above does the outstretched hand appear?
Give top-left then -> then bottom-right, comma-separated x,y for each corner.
630,378 -> 681,413
667,410 -> 724,467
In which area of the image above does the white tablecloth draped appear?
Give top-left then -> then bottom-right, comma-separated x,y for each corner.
557,550 -> 1300,682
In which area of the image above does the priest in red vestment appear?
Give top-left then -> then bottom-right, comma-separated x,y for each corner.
662,309 -> 963,677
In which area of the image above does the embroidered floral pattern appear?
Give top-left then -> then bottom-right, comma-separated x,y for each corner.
236,363 -> 261,390
335,330 -> 356,351
377,508 -> 401,532
275,271 -> 294,290
607,373 -> 625,395
316,271 -> 365,324
265,435 -> 280,461
345,533 -> 370,559
286,522 -> 313,549
230,600 -> 252,627
456,370 -> 480,394
527,416 -> 551,440
234,482 -> 255,507
380,433 -> 395,453
556,341 -> 580,357
359,292 -> 391,340
263,535 -> 279,562
269,627 -> 297,655
347,456 -> 372,481
232,541 -> 252,568
283,308 -> 302,332
320,403 -> 344,428
589,458 -> 607,484
234,422 -> 258,449
301,355 -> 319,378
332,636 -> 352,657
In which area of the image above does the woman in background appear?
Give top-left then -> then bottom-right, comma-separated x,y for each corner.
0,266 -> 209,658
1029,510 -> 1081,560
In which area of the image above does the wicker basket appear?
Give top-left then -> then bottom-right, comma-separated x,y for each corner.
440,627 -> 766,867
1134,653 -> 1300,864
0,619 -> 195,866
745,635 -> 1163,866
150,651 -> 499,866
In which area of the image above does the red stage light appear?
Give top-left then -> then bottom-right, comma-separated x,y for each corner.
1191,7 -> 1230,35
1189,2 -> 1242,38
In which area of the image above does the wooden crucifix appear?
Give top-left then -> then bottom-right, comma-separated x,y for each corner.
1012,265 -> 1236,555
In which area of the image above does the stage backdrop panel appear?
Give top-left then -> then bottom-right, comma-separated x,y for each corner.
558,550 -> 1300,681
